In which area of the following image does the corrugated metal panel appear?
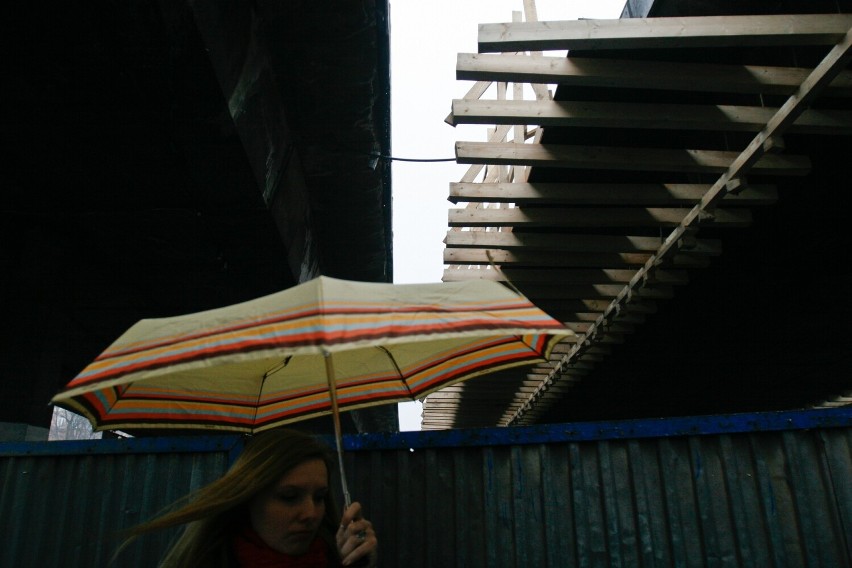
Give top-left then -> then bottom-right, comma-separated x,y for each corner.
2,410 -> 850,567
0,436 -> 241,568
339,410 -> 852,568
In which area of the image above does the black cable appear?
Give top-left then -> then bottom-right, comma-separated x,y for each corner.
369,153 -> 456,163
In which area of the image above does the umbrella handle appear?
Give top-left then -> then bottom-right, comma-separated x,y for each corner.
324,351 -> 352,509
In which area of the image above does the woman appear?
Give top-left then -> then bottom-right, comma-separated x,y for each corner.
122,428 -> 378,567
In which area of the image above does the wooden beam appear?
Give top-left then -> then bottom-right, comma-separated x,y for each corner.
478,14 -> 852,52
423,399 -> 548,409
645,27 -> 852,267
445,248 -> 648,267
526,368 -> 592,379
435,382 -> 577,392
449,207 -> 753,228
558,312 -> 646,325
449,182 -> 777,206
429,386 -> 575,397
456,53 -> 852,97
422,396 -> 571,409
558,343 -> 610,354
432,383 -> 575,394
451,99 -> 852,135
519,283 -> 674,300
427,379 -> 570,391
535,299 -> 657,315
455,141 -> 812,175
443,248 -> 711,268
561,321 -> 634,334
445,79 -> 492,125
699,28 -> 852,213
457,125 -> 512,183
509,26 -> 852,426
444,230 -> 722,255
442,267 -> 688,285
529,362 -> 595,374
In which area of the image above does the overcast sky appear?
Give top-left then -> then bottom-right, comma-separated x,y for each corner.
391,0 -> 627,431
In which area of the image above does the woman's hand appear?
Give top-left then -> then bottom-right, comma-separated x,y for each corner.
336,501 -> 378,567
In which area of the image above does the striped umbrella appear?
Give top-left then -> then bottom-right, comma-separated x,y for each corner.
52,276 -> 572,503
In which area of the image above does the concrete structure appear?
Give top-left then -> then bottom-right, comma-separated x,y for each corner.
2,0 -> 394,438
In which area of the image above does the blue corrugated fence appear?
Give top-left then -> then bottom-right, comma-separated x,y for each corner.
2,408 -> 850,567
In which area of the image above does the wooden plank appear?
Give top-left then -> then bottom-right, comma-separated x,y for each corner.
557,312 -> 646,325
449,182 -> 778,206
449,207 -> 753,228
451,99 -> 852,135
535,299 -> 657,315
428,387 -> 575,398
458,125 -> 512,183
524,370 -> 591,381
703,26 -> 852,211
443,248 -> 711,268
423,398 -> 567,410
478,14 -> 852,52
423,397 -> 566,409
444,249 -> 653,268
444,231 -> 722,255
427,379 -> 571,392
456,53 -> 852,97
537,360 -> 595,371
456,142 -> 812,175
540,299 -> 609,315
518,283 -> 674,300
527,362 -> 596,375
441,267 -> 688,285
513,95 -> 525,146
459,80 -> 492,100
522,0 -> 538,23
444,249 -> 644,267
432,384 -> 576,395
508,27 -> 852,424
561,321 -> 634,334
444,31 -> 560,128
655,26 -> 852,264
433,382 -> 578,395
445,80 -> 492,125
552,344 -> 612,357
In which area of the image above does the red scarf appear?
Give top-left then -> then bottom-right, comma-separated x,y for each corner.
233,526 -> 332,567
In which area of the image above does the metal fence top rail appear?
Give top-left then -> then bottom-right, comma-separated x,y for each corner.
2,407 -> 850,457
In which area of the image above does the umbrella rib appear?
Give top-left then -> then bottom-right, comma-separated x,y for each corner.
254,356 -> 291,429
264,356 -> 292,379
376,346 -> 409,395
253,375 -> 266,431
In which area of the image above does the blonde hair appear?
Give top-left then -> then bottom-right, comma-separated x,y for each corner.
118,428 -> 340,567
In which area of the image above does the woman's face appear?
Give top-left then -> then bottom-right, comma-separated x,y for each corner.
249,458 -> 329,555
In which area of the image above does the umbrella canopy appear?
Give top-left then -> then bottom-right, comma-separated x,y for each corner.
52,276 -> 572,433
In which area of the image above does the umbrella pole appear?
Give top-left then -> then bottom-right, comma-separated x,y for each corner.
324,351 -> 352,509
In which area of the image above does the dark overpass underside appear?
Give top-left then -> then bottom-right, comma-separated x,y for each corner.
2,0 -> 393,435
